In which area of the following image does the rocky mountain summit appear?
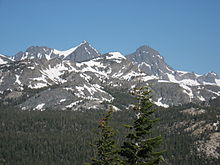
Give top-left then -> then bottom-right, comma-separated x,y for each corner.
0,41 -> 220,110
11,41 -> 100,62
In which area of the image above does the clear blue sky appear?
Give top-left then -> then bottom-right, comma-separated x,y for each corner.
0,0 -> 219,75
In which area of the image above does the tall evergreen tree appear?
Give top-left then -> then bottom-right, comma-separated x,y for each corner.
86,107 -> 122,165
119,86 -> 164,165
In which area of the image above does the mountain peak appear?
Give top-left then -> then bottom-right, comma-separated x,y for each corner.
63,41 -> 100,62
205,72 -> 219,79
81,40 -> 89,45
77,40 -> 91,48
25,46 -> 51,53
126,45 -> 163,63
136,45 -> 160,55
12,46 -> 54,61
126,45 -> 174,77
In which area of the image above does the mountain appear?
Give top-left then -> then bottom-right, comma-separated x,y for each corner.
1,42 -> 220,164
11,41 -> 100,62
126,46 -> 220,106
126,45 -> 174,79
126,45 -> 220,86
0,42 -> 220,110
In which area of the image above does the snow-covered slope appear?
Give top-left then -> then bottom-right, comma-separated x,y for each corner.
0,54 -> 13,65
53,46 -> 79,59
0,43 -> 220,110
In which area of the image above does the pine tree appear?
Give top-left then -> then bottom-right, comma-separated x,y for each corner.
86,106 -> 122,165
119,86 -> 164,165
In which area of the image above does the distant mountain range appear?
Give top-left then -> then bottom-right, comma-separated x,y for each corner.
0,41 -> 220,110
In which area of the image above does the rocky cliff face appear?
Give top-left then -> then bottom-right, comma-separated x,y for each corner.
0,42 -> 220,110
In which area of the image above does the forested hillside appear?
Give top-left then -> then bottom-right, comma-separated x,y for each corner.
0,103 -> 219,165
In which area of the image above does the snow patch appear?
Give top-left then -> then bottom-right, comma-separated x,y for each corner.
104,52 -> 126,63
60,99 -> 66,103
0,55 -> 8,64
29,75 -> 49,89
180,79 -> 200,86
80,73 -> 92,82
167,73 -> 177,82
28,82 -> 48,89
28,66 -> 35,70
84,47 -> 91,54
53,46 -> 78,58
0,54 -> 6,58
215,79 -> 220,86
77,60 -> 108,78
112,105 -> 121,111
122,71 -> 144,81
203,82 -> 219,86
112,72 -> 124,78
166,66 -> 174,73
83,84 -> 97,95
198,95 -> 205,102
0,76 -> 4,85
75,86 -> 85,97
64,87 -> 74,92
180,84 -> 194,100
158,80 -> 170,83
40,64 -> 68,83
108,52 -> 126,60
167,73 -> 200,86
53,41 -> 97,58
213,121 -> 219,131
131,85 -> 136,89
154,98 -> 169,108
15,75 -> 22,85
66,100 -> 83,108
156,55 -> 163,60
141,75 -> 158,82
34,103 -> 45,111
177,70 -> 188,75
206,89 -> 220,96
31,75 -> 48,83
139,62 -> 151,69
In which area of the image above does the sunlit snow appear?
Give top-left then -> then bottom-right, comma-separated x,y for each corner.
180,84 -> 194,100
53,46 -> 78,58
15,75 -> 22,85
28,82 -> 48,89
60,99 -> 66,103
108,52 -> 126,59
216,79 -> 220,86
0,54 -> 8,64
154,98 -> 169,108
66,100 -> 83,108
34,103 -> 45,111
198,95 -> 205,101
139,62 -> 151,69
141,75 -> 158,81
40,64 -> 68,83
